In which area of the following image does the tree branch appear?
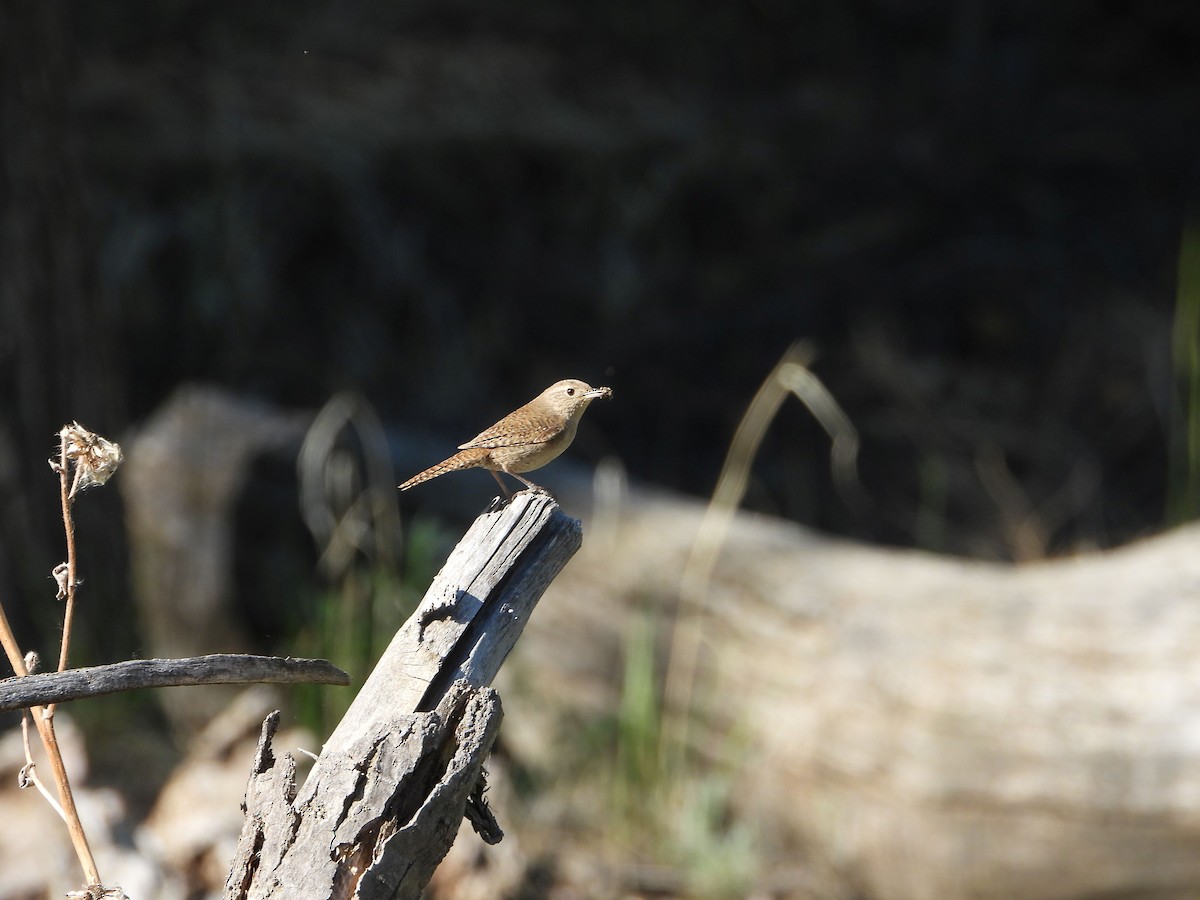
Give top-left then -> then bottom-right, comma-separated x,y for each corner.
0,654 -> 349,712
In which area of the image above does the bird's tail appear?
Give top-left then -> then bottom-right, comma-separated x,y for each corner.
398,448 -> 489,491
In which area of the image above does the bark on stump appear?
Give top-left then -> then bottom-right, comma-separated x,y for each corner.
225,491 -> 581,899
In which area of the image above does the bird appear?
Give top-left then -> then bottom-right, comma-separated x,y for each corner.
398,379 -> 612,496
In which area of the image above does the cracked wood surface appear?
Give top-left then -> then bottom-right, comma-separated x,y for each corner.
225,492 -> 581,899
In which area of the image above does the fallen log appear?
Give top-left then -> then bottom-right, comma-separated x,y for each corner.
508,494 -> 1200,899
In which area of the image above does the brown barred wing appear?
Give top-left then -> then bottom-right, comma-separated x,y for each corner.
458,411 -> 561,449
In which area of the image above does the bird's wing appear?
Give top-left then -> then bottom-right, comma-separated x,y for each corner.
459,411 -> 562,449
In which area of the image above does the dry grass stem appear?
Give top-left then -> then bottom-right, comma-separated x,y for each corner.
665,342 -> 861,758
55,430 -> 80,680
20,714 -> 67,820
0,423 -> 123,890
0,587 -> 100,884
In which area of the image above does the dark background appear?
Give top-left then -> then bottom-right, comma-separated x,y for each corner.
2,1 -> 1199,663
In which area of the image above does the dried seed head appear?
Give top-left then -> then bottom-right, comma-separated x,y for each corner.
57,421 -> 123,496
23,651 -> 39,674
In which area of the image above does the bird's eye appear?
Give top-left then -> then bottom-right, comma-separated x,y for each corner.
566,387 -> 575,396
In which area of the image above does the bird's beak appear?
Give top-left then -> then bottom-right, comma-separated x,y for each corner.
586,386 -> 613,400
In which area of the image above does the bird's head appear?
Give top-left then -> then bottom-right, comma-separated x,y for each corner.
540,379 -> 613,420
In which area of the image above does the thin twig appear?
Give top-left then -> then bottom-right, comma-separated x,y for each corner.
56,432 -> 79,678
0,654 -> 350,712
29,695 -> 100,885
25,429 -> 102,887
0,425 -> 124,892
20,714 -> 66,820
3,619 -> 63,815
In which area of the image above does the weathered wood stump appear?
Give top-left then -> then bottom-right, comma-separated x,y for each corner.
224,492 -> 581,899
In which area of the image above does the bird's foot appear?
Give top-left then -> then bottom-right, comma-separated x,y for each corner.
519,484 -> 557,500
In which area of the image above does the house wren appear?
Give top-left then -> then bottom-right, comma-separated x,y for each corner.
399,379 -> 613,495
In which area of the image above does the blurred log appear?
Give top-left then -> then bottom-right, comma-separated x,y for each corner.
120,385 -> 311,734
225,492 -> 581,899
506,495 -> 1200,899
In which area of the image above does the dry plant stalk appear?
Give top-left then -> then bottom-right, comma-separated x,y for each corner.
0,422 -> 125,896
664,343 -> 862,759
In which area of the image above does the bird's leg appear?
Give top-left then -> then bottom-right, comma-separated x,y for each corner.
507,469 -> 554,497
481,470 -> 511,512
489,469 -> 513,498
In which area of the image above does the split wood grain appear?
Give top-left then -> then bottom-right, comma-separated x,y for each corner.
225,491 -> 582,899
